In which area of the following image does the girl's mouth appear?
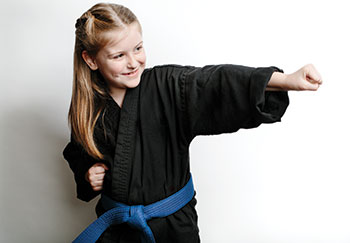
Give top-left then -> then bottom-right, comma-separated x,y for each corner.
123,69 -> 138,76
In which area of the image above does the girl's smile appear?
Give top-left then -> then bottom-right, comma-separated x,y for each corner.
121,68 -> 139,76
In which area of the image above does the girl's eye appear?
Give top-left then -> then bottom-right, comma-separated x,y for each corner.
136,46 -> 143,51
114,54 -> 124,59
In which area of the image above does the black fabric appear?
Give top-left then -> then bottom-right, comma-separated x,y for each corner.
63,64 -> 289,242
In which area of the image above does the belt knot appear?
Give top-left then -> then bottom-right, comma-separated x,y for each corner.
126,205 -> 149,231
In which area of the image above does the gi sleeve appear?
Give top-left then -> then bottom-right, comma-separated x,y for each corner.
62,135 -> 101,202
180,64 -> 289,142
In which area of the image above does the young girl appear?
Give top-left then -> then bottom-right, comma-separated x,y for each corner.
63,3 -> 322,243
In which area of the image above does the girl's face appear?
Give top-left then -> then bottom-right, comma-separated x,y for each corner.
86,22 -> 146,94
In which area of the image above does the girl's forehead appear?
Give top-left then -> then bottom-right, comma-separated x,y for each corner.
101,23 -> 142,53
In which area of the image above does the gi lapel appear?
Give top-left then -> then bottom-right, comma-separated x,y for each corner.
111,85 -> 140,203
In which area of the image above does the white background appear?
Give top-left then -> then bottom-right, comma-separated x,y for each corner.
1,0 -> 349,242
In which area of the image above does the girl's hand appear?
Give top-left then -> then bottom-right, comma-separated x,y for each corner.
285,64 -> 323,91
268,64 -> 323,91
85,163 -> 109,191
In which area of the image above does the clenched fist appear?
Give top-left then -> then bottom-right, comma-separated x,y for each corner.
85,163 -> 109,191
285,64 -> 323,91
268,64 -> 323,91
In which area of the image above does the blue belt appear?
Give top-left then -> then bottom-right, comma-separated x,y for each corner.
73,175 -> 195,243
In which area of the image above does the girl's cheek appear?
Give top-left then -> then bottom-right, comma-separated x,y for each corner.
112,70 -> 122,77
140,51 -> 146,62
109,65 -> 124,76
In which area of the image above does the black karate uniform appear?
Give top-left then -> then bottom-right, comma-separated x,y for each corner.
63,64 -> 289,242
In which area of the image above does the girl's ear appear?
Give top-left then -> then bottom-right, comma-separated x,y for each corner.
82,50 -> 98,70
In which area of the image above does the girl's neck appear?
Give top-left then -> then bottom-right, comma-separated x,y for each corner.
109,88 -> 127,108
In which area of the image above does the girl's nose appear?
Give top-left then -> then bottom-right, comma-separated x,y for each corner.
127,54 -> 138,69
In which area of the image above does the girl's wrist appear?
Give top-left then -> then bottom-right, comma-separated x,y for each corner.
267,71 -> 288,91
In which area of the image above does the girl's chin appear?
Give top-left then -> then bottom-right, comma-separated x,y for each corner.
108,73 -> 142,89
125,77 -> 141,88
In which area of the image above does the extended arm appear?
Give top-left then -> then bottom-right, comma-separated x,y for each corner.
267,64 -> 322,91
174,64 -> 290,142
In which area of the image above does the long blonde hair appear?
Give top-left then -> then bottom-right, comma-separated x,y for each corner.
69,3 -> 140,159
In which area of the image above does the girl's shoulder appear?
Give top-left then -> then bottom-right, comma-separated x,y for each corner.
141,64 -> 196,83
143,64 -> 196,75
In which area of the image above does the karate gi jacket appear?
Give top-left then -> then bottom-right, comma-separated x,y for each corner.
63,64 -> 289,242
